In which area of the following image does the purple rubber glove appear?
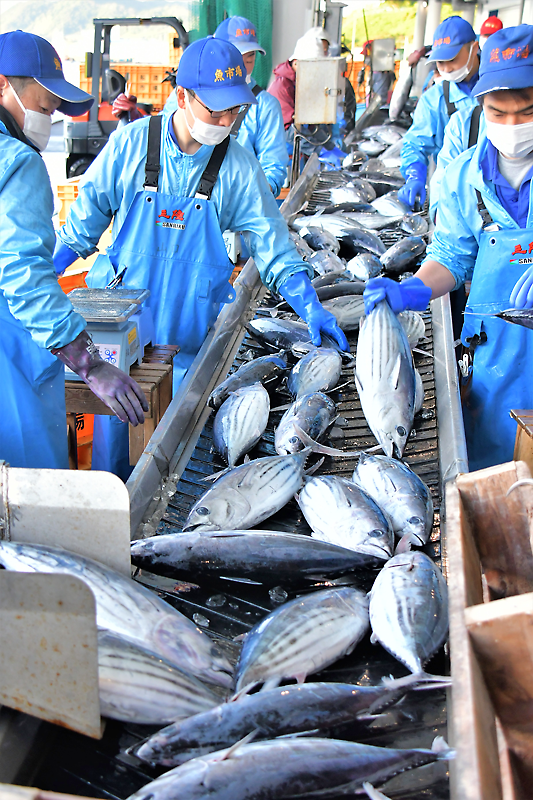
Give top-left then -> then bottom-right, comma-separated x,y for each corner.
510,265 -> 533,308
52,330 -> 148,425
279,271 -> 349,351
364,276 -> 432,315
53,239 -> 79,276
398,162 -> 427,210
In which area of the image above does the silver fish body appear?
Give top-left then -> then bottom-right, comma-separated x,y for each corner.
380,235 -> 426,273
235,587 -> 370,691
375,127 -> 404,145
322,295 -> 366,331
301,225 -> 340,254
369,551 -> 449,674
287,347 -> 342,399
275,392 -> 337,454
358,139 -> 387,155
307,249 -> 346,275
297,475 -> 394,559
352,453 -> 433,546
128,736 -> 452,800
246,318 -> 343,353
208,354 -> 286,409
348,177 -> 377,202
292,213 -> 363,239
183,450 -> 309,532
398,309 -> 426,348
401,213 -> 428,235
97,631 -> 220,724
343,211 -> 403,230
342,150 -> 368,169
213,383 -> 270,466
328,185 -> 367,205
289,230 -> 315,259
354,299 -> 417,457
345,253 -> 382,282
134,678 -> 424,767
389,66 -> 414,121
0,541 -> 233,688
371,190 -> 411,217
131,530 -> 384,587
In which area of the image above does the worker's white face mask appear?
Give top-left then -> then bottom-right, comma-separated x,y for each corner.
437,43 -> 475,83
9,82 -> 52,151
184,91 -> 232,146
486,118 -> 533,159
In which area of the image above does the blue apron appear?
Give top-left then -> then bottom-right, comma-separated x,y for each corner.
0,307 -> 68,469
462,207 -> 533,471
87,116 -> 236,480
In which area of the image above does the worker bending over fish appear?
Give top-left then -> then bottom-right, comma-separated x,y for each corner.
365,25 -> 533,472
54,36 -> 347,479
0,30 -> 147,470
399,16 -> 479,211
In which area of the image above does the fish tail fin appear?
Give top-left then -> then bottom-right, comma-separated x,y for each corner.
506,478 -> 533,496
362,783 -> 393,800
432,736 -> 455,760
293,424 -> 367,458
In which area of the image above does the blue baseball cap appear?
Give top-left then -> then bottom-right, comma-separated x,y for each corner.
0,30 -> 93,114
176,36 -> 257,110
214,16 -> 266,56
426,16 -> 476,62
474,25 -> 533,97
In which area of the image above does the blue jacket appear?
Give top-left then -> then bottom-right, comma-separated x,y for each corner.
429,104 -> 486,221
0,120 -> 85,350
58,111 -> 310,293
164,80 -> 288,196
424,132 -> 533,288
400,79 -> 478,175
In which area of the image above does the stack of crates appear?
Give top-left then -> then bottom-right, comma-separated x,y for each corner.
78,63 -> 175,112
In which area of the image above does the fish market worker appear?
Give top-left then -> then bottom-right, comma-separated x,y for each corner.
54,36 -> 348,479
398,16 -> 479,211
0,30 -> 147,470
364,25 -> 533,472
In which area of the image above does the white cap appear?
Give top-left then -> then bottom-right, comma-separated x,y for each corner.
290,32 -> 326,60
305,26 -> 331,43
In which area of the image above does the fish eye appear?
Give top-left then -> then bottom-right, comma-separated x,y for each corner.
289,436 -> 299,444
409,516 -> 423,525
396,426 -> 407,437
196,506 -> 210,516
368,529 -> 385,538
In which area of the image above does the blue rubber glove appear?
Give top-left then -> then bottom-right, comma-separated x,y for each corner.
53,239 -> 79,276
398,162 -> 427,210
510,266 -> 533,308
319,146 -> 348,170
364,276 -> 432,315
279,271 -> 349,351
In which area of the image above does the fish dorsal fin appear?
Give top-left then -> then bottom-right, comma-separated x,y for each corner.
362,782 -> 393,800
414,369 -> 424,413
216,729 -> 260,761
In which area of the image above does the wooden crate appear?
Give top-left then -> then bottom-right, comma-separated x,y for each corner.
447,460 -> 533,800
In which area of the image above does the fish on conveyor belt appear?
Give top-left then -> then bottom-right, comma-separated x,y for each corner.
342,149 -> 368,169
398,309 -> 426,347
496,308 -> 533,329
346,253 -> 382,282
131,530 -> 382,588
369,551 -> 449,676
311,270 -> 350,289
316,280 -> 365,301
275,392 -> 337,454
292,213 -> 363,238
235,587 -> 370,691
208,354 -> 287,409
344,211 -> 403,230
375,127 -> 404,145
401,212 -> 428,236
361,125 -> 388,139
0,541 -> 233,688
328,185 -> 368,206
287,347 -> 342,398
378,139 -> 403,169
97,631 -> 220,725
213,383 -> 270,467
352,453 -> 434,548
322,201 -> 375,214
380,236 -> 426,273
354,299 -> 420,458
361,159 -> 404,181
338,227 -> 387,260
300,225 -> 340,254
133,674 -> 439,767
371,190 -> 411,217
357,139 -> 387,156
307,249 -> 346,275
389,65 -> 414,122
127,736 -> 454,800
346,177 -> 377,202
289,230 -> 315,259
297,475 -> 394,560
183,450 -> 310,532
322,295 -> 366,331
246,318 -> 343,353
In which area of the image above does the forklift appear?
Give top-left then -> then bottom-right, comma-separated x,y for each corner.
64,17 -> 188,178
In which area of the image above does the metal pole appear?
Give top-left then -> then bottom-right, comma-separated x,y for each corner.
425,0 -> 442,45
462,3 -> 476,26
413,0 -> 428,51
518,0 -> 525,24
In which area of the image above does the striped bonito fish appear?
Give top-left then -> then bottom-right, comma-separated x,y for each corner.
98,631 -> 220,724
369,552 -> 449,675
275,392 -> 336,455
398,310 -> 426,348
0,541 -> 233,688
213,383 -> 270,466
322,295 -> 366,331
235,587 -> 369,692
297,475 -> 393,560
183,450 -> 309,532
355,299 -> 422,457
287,347 -> 342,399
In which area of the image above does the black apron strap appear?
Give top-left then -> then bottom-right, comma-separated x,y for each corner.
195,137 -> 230,200
143,114 -> 163,190
230,83 -> 263,138
475,188 -> 495,227
468,105 -> 482,149
443,81 -> 457,117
